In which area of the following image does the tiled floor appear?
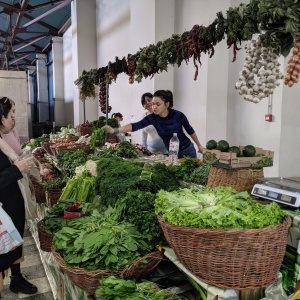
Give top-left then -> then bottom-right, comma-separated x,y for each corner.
1,226 -> 54,300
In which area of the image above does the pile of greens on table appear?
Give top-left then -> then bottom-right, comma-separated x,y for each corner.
168,156 -> 211,186
53,209 -> 152,271
87,157 -> 180,207
155,186 -> 286,229
95,275 -> 188,300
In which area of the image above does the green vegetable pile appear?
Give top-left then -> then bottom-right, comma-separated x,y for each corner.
116,190 -> 167,247
99,141 -> 141,158
93,157 -> 180,207
168,157 -> 211,185
57,149 -> 89,180
43,176 -> 66,192
95,275 -> 184,300
60,172 -> 96,203
53,211 -> 151,271
89,128 -> 105,149
155,186 -> 286,229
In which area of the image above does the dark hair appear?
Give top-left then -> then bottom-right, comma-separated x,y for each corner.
111,112 -> 123,119
153,90 -> 173,108
0,97 -> 14,128
141,92 -> 153,106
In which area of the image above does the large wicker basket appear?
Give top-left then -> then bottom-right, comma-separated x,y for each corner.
207,166 -> 264,193
31,179 -> 46,204
157,214 -> 291,290
51,246 -> 115,294
37,219 -> 53,252
45,190 -> 62,207
119,251 -> 164,280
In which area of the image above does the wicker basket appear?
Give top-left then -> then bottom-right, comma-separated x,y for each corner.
107,133 -> 118,144
37,219 -> 53,252
157,214 -> 291,290
119,251 -> 164,280
51,246 -> 115,294
31,179 -> 46,204
207,166 -> 264,193
41,142 -> 54,156
79,126 -> 93,136
45,190 -> 62,207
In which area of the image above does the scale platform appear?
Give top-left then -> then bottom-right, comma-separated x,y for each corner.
251,177 -> 300,208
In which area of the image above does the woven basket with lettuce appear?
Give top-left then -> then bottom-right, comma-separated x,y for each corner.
155,186 -> 291,290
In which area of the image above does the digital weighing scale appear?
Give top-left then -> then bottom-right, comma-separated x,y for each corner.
251,177 -> 300,208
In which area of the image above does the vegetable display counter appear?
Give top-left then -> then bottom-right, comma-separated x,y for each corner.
163,247 -> 238,300
28,205 -> 98,300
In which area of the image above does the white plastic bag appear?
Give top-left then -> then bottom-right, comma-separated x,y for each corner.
0,203 -> 23,254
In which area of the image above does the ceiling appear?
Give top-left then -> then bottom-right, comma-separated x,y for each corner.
0,0 -> 72,71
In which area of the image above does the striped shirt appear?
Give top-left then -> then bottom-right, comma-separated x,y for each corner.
131,109 -> 194,152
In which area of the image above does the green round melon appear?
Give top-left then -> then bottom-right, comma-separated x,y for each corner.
243,145 -> 256,157
229,146 -> 240,157
206,139 -> 217,150
217,140 -> 229,152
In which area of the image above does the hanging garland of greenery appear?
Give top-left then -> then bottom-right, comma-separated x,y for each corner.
74,0 -> 300,100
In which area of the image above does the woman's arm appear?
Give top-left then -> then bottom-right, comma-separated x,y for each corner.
102,123 -> 133,134
190,132 -> 204,154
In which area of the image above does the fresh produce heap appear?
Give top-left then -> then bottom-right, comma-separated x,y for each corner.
53,211 -> 152,271
155,186 -> 286,229
284,39 -> 300,87
50,124 -> 77,139
43,176 -> 66,192
204,139 -> 273,168
235,39 -> 284,103
25,134 -> 49,149
74,0 -> 300,99
96,141 -> 141,159
95,275 -> 187,300
57,149 -> 89,180
168,156 -> 211,186
206,139 -> 256,157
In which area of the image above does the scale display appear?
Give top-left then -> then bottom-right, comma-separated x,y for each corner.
251,182 -> 300,207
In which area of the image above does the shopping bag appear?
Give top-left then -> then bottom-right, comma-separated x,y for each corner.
0,203 -> 23,254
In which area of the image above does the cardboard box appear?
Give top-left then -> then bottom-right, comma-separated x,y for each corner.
203,146 -> 274,169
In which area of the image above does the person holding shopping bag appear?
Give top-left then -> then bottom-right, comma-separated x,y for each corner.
0,97 -> 38,297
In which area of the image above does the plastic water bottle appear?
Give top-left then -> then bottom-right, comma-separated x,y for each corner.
19,146 -> 32,160
169,133 -> 180,165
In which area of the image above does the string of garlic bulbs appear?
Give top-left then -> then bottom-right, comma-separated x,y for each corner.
235,39 -> 284,103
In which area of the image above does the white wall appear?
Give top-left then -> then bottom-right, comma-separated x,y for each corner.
63,26 -> 74,126
61,0 -> 300,177
0,71 -> 29,143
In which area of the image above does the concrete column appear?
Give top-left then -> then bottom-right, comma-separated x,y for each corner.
26,66 -> 36,138
71,0 -> 98,126
36,53 -> 49,122
52,36 -> 65,126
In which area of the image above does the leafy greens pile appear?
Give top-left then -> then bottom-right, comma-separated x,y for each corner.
95,275 -> 184,300
155,186 -> 286,229
93,157 -> 180,207
53,210 -> 151,271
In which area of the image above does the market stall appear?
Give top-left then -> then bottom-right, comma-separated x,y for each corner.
23,126 -> 297,300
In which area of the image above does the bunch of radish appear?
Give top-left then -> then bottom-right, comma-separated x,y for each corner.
99,80 -> 111,113
235,39 -> 284,103
284,39 -> 300,87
